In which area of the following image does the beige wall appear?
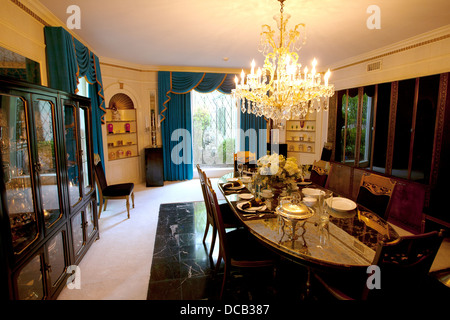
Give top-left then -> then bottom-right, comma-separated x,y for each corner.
100,61 -> 158,184
329,25 -> 450,90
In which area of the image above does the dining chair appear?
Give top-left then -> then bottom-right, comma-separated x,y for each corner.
205,177 -> 277,299
94,161 -> 134,219
313,229 -> 445,300
356,173 -> 396,219
325,162 -> 352,198
196,165 -> 240,263
386,180 -> 427,234
310,160 -> 330,187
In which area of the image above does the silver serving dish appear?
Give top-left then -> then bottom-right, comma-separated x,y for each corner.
276,201 -> 314,220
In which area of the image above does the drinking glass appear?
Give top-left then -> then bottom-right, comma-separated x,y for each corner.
237,163 -> 244,178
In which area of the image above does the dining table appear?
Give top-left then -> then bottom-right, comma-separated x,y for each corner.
218,172 -> 400,273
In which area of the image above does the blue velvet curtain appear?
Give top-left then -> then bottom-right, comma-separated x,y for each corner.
158,71 -> 236,181
240,103 -> 268,160
44,26 -> 105,167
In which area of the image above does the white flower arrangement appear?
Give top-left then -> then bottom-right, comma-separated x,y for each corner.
256,153 -> 301,190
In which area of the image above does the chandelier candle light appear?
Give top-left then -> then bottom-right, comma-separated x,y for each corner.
232,0 -> 334,121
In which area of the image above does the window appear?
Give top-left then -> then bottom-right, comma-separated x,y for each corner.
337,86 -> 375,167
191,90 -> 237,167
77,76 -> 89,98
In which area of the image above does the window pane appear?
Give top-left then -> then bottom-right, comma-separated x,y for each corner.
344,89 -> 358,164
359,86 -> 376,167
412,75 -> 439,183
392,79 -> 416,179
372,82 -> 392,174
192,90 -> 236,167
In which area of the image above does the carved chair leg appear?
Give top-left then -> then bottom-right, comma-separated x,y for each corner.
98,194 -> 104,218
131,191 -> 135,208
126,196 -> 130,219
104,199 -> 108,211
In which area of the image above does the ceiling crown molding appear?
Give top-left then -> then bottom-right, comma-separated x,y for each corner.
331,24 -> 450,72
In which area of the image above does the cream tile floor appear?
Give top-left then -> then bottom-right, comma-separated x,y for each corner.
58,179 -> 450,300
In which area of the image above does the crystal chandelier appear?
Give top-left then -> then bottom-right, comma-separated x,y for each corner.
232,0 -> 335,121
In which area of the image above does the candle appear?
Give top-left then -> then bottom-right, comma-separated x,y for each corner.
235,75 -> 239,87
251,59 -> 255,75
324,69 -> 330,86
241,69 -> 245,85
311,58 -> 317,76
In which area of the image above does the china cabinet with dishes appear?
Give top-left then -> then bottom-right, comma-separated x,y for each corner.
0,77 -> 98,300
286,112 -> 316,154
105,94 -> 138,161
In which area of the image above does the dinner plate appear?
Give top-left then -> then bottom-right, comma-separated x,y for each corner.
236,201 -> 266,212
326,197 -> 357,212
239,193 -> 254,200
226,184 -> 245,190
227,178 -> 238,182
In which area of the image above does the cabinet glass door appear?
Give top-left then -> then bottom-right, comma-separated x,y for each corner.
85,201 -> 96,239
63,103 -> 81,207
46,228 -> 68,294
0,93 -> 39,255
79,107 -> 92,195
33,98 -> 62,229
71,211 -> 84,256
16,253 -> 45,300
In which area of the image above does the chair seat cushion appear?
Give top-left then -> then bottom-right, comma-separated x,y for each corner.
227,229 -> 277,265
103,183 -> 134,197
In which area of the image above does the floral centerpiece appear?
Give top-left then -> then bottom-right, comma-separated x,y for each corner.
256,153 -> 302,192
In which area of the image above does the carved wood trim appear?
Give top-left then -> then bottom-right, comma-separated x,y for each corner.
385,81 -> 398,175
429,73 -> 448,187
354,87 -> 364,166
369,84 -> 378,171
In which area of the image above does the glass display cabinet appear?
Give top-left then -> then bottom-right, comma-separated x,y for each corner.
0,77 -> 98,300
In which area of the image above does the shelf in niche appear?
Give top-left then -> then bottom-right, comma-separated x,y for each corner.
108,144 -> 137,149
107,131 -> 137,135
286,129 -> 315,132
286,140 -> 315,143
288,151 -> 315,154
106,120 -> 136,123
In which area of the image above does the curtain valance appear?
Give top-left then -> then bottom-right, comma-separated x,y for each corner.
44,26 -> 105,165
159,71 -> 235,122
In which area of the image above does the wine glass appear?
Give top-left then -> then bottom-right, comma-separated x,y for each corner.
237,163 -> 244,178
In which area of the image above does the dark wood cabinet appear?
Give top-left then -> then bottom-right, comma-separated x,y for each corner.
0,77 -> 98,300
145,147 -> 164,186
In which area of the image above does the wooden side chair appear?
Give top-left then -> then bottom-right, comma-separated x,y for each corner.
325,162 -> 352,198
314,229 -> 445,300
196,165 -> 240,263
205,177 -> 277,299
310,160 -> 330,187
386,180 -> 427,234
94,161 -> 134,219
356,173 -> 396,218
